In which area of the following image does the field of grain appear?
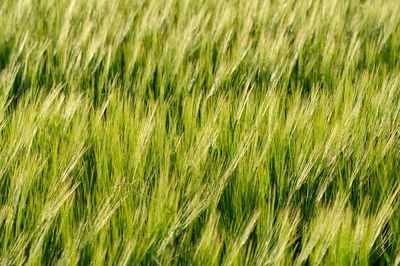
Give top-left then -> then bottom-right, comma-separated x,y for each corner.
0,0 -> 399,264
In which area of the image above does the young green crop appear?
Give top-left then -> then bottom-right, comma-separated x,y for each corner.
0,0 -> 399,265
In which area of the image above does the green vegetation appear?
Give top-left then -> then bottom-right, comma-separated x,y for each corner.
0,0 -> 400,264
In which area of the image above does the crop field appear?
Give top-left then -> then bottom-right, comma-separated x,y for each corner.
0,0 -> 400,265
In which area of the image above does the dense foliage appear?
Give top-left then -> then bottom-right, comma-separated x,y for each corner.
0,0 -> 399,264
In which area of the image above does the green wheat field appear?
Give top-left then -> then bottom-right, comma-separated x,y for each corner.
0,0 -> 399,265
